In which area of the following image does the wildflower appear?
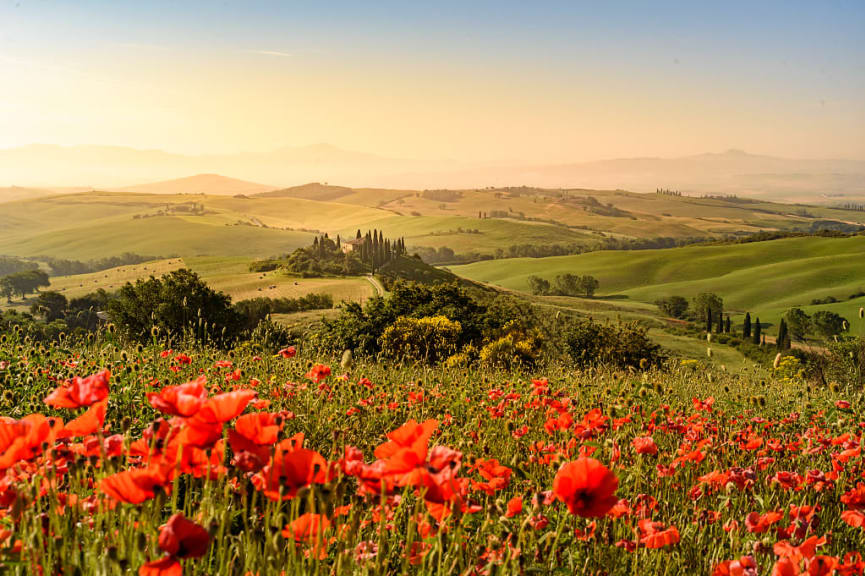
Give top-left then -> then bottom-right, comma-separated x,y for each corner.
44,369 -> 110,409
632,436 -> 658,455
58,399 -> 108,439
552,457 -> 619,517
505,496 -> 523,518
745,510 -> 784,534
841,483 -> 865,510
101,468 -> 171,504
147,376 -> 208,417
277,346 -> 297,359
253,443 -> 329,501
140,513 -> 211,576
638,519 -> 680,549
0,414 -> 64,469
283,513 -> 331,548
305,364 -> 331,383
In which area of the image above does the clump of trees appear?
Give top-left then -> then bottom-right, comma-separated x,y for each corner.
528,274 -> 599,297
0,256 -> 37,277
692,293 -> 724,331
1,269 -> 50,301
108,269 -> 241,345
260,230 -> 408,277
233,294 -> 333,331
563,319 -> 663,369
655,296 -> 688,318
41,253 -> 161,276
782,307 -> 849,343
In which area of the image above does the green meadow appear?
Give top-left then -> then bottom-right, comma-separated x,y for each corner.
450,235 -> 865,337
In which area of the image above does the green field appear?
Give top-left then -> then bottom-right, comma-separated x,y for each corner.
450,235 -> 865,338
2,185 -> 864,263
0,257 -> 376,313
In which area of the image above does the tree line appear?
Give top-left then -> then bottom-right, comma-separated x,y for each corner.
1,269 -> 50,301
527,274 -> 599,298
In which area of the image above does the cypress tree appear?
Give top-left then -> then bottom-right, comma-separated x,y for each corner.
743,312 -> 752,338
777,319 -> 790,351
706,308 -> 713,333
724,315 -> 731,333
752,318 -> 762,345
716,313 -> 723,334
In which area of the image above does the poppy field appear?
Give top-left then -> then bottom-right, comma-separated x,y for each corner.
0,332 -> 864,575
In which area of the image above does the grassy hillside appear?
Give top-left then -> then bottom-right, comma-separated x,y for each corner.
450,235 -> 865,337
0,257 -> 376,313
4,186 -> 863,263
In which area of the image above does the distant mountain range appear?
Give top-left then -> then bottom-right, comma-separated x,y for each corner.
1,144 -> 863,204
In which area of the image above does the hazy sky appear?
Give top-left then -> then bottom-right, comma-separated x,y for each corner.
1,0 -> 863,163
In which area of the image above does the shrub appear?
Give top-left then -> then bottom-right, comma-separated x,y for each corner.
564,319 -> 663,369
655,296 -> 688,318
813,310 -> 848,338
108,269 -> 240,345
380,316 -> 462,363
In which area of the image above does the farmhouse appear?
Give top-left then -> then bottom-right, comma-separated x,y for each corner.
341,237 -> 364,254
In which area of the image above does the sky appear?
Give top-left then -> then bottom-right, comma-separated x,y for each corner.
0,0 -> 863,164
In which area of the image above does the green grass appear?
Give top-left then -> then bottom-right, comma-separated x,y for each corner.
186,257 -> 376,304
3,187 -> 864,262
0,332 -> 860,575
0,257 -> 377,313
450,235 -> 865,338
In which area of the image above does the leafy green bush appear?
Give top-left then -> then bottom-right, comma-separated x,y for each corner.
655,296 -> 688,318
108,269 -> 240,345
563,319 -> 663,369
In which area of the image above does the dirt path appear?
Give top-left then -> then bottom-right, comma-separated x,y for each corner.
365,274 -> 385,296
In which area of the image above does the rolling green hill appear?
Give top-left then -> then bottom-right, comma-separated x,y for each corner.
449,235 -> 865,337
2,186 -> 865,263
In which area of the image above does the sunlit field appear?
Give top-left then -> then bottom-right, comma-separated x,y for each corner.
0,329 -> 863,575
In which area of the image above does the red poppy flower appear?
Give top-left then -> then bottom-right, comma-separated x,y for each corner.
505,496 -> 523,518
194,390 -> 257,424
140,513 -> 210,576
277,347 -> 296,359
638,519 -> 680,549
157,513 -> 211,558
58,399 -> 108,439
745,510 -> 784,534
44,370 -> 110,409
632,436 -> 659,455
712,555 -> 757,576
228,416 -> 289,472
374,419 -> 438,480
282,513 -> 331,542
100,468 -> 170,504
841,483 -> 865,510
147,376 -> 208,417
771,557 -> 799,576
470,458 -> 511,494
552,457 -> 619,517
305,364 -> 331,383
139,556 -> 181,576
841,510 -> 865,528
774,536 -> 827,564
254,445 -> 329,501
0,414 -> 64,469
